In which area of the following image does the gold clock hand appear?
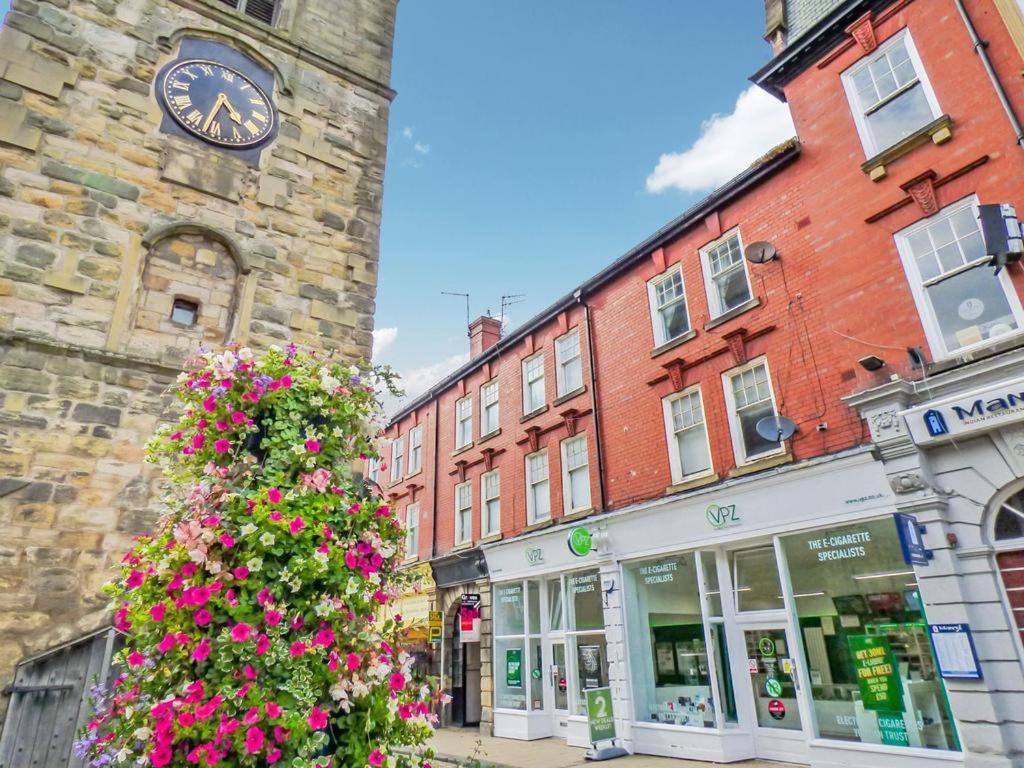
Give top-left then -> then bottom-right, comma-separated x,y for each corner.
202,93 -> 226,133
221,95 -> 244,124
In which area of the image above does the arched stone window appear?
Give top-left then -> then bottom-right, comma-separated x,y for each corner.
992,483 -> 1024,653
128,225 -> 248,363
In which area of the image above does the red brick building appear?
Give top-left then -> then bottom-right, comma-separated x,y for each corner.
380,2 -> 1024,765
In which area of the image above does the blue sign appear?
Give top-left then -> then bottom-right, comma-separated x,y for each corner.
928,624 -> 982,679
894,513 -> 929,566
923,409 -> 949,437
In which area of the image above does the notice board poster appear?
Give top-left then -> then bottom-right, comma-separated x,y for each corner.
848,634 -> 904,713
506,648 -> 523,689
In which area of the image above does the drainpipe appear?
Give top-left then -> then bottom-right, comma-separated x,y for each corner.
429,397 -> 440,559
577,290 -> 607,512
953,0 -> 1024,146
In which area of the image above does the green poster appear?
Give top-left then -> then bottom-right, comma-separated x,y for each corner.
506,648 -> 523,689
878,711 -> 910,747
848,635 -> 904,713
585,687 -> 616,744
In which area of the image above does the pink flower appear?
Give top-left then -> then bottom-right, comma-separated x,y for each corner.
264,610 -> 282,626
368,750 -> 385,767
303,468 -> 331,492
192,433 -> 205,449
244,664 -> 258,680
266,488 -> 282,504
280,375 -> 293,388
192,637 -> 212,663
127,651 -> 145,668
345,551 -> 358,569
289,641 -> 307,657
314,628 -> 335,647
150,602 -> 167,622
178,712 -> 195,727
214,438 -> 231,453
232,411 -> 246,424
266,702 -> 282,719
233,566 -> 249,581
389,672 -> 406,692
267,748 -> 282,764
289,516 -> 305,535
244,726 -> 265,754
305,439 -> 321,453
158,633 -> 177,654
307,706 -> 329,730
114,606 -> 131,632
269,510 -> 283,522
220,533 -> 236,548
126,569 -> 145,589
203,396 -> 217,413
255,634 -> 271,656
231,623 -> 252,643
346,653 -> 361,671
194,608 -> 212,626
216,420 -> 229,430
244,706 -> 260,725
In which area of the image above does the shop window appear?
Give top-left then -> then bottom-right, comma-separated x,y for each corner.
623,555 -> 735,728
841,30 -> 941,157
895,197 -> 1024,358
700,230 -> 752,319
730,545 -> 785,612
780,518 -> 958,751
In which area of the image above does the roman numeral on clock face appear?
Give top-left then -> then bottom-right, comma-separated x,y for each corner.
184,109 -> 203,126
244,120 -> 260,136
173,95 -> 191,108
170,80 -> 189,91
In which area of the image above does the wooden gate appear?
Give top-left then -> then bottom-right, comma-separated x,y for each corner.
0,628 -> 121,768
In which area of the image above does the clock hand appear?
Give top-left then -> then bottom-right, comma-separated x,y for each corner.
202,93 -> 227,133
221,95 -> 244,124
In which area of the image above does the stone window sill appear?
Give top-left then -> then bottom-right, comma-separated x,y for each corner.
704,297 -> 762,331
553,386 -> 587,407
451,541 -> 475,553
665,472 -> 720,496
728,450 -> 792,478
478,428 -> 502,445
404,469 -> 422,482
477,532 -> 503,545
402,555 -> 420,565
861,114 -> 954,181
520,405 -> 549,424
522,519 -> 554,533
559,507 -> 596,524
651,329 -> 698,359
452,442 -> 474,458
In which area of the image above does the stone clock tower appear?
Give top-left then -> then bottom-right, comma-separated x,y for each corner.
0,0 -> 397,702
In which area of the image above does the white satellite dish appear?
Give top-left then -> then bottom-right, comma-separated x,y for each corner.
756,414 -> 797,442
744,241 -> 778,264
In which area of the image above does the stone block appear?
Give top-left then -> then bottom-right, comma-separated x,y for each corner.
0,103 -> 41,151
0,366 -> 52,393
40,160 -> 139,201
3,11 -> 53,43
15,242 -> 56,268
159,144 -> 245,202
70,402 -> 121,427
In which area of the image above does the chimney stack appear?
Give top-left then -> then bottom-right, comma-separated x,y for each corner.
469,315 -> 502,359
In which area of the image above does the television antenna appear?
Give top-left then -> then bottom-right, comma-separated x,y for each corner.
441,291 -> 470,337
500,293 -> 526,334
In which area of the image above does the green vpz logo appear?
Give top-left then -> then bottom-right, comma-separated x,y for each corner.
706,503 -> 739,529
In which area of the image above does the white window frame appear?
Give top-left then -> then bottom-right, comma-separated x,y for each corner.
647,265 -> 691,347
455,480 -> 473,545
525,449 -> 551,524
407,425 -> 423,475
481,380 -> 500,436
522,352 -> 546,415
554,329 -> 584,397
481,470 -> 501,537
455,395 -> 473,449
560,435 -> 592,515
405,503 -> 420,559
722,357 -> 784,466
390,437 -> 404,483
662,386 -> 714,484
840,29 -> 942,157
699,229 -> 753,319
894,195 -> 1024,359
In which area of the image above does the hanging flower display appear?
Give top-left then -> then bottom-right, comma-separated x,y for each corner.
76,345 -> 434,768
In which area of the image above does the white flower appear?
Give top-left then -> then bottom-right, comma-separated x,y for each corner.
260,532 -> 276,547
247,557 -> 263,572
240,523 -> 257,537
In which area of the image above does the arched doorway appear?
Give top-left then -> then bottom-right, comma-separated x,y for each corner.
992,484 -> 1024,656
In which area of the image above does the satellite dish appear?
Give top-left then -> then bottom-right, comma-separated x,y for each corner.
745,241 -> 778,264
756,414 -> 797,442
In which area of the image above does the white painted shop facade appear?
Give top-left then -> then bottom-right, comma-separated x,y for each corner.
481,445 -> 999,767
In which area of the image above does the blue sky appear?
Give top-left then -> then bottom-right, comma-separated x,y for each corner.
376,1 -> 794,401
0,1 -> 794,401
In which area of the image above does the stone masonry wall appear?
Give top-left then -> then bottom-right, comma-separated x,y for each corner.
0,0 -> 397,709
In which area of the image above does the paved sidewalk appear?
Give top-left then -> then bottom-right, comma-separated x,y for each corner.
427,728 -> 789,768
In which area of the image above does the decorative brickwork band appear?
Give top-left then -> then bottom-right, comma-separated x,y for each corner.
900,170 -> 939,216
844,12 -> 877,53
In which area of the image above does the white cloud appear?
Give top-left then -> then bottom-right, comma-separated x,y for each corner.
371,327 -> 398,359
380,351 -> 471,417
402,126 -> 413,139
413,142 -> 431,155
645,86 -> 796,195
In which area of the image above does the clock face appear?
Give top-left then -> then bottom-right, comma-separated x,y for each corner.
160,59 -> 275,148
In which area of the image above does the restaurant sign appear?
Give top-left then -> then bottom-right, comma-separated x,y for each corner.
902,376 -> 1024,445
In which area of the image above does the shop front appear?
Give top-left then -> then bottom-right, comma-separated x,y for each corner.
482,448 -> 975,765
388,563 -> 437,685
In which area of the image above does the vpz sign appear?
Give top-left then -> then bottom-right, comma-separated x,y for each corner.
706,503 -> 740,529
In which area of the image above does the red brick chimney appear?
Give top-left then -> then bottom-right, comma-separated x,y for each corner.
469,315 -> 502,358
